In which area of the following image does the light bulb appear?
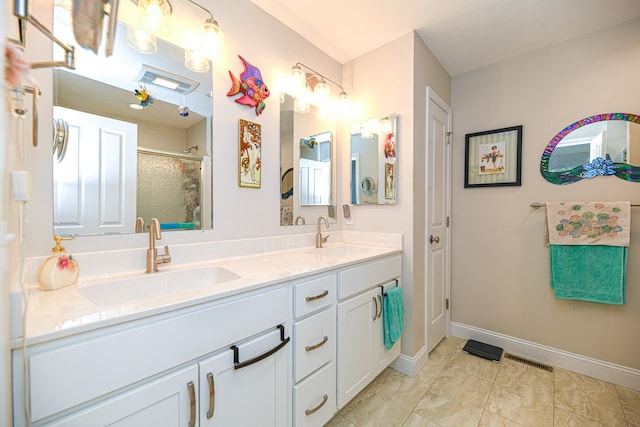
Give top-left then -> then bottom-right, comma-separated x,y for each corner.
126,26 -> 157,54
185,49 -> 209,73
313,79 -> 330,106
199,19 -> 223,60
380,117 -> 393,134
138,0 -> 171,36
288,65 -> 306,96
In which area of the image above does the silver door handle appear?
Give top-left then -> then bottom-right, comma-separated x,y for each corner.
429,235 -> 440,244
377,294 -> 383,319
305,335 -> 328,352
372,297 -> 378,321
305,394 -> 328,416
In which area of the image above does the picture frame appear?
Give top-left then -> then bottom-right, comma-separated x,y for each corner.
464,125 -> 522,188
238,119 -> 261,188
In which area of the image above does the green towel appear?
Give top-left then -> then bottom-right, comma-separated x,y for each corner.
549,245 -> 627,305
383,286 -> 404,349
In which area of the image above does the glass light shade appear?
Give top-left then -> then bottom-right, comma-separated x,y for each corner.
185,49 -> 209,73
293,95 -> 310,114
199,19 -> 224,60
380,117 -> 392,134
313,79 -> 330,106
288,65 -> 306,96
126,26 -> 158,54
138,0 -> 172,36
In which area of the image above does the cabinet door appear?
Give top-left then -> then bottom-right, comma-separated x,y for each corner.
199,327 -> 289,427
47,365 -> 199,427
337,287 -> 379,409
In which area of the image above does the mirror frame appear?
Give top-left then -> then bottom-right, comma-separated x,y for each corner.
541,113 -> 640,184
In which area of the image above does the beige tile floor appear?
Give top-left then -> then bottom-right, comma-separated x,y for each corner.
325,336 -> 640,427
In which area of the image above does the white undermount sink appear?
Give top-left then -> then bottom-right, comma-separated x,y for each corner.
304,245 -> 372,257
78,267 -> 241,306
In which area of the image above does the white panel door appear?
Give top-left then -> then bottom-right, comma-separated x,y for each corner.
337,287 -> 378,409
425,88 -> 452,353
199,327 -> 289,427
53,106 -> 137,235
48,365 -> 198,427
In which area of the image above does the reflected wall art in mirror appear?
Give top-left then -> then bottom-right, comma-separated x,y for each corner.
350,114 -> 397,204
541,113 -> 640,184
52,12 -> 213,235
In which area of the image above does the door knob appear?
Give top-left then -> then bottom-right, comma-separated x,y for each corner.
429,235 -> 440,244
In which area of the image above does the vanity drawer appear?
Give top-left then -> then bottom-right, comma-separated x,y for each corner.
293,274 -> 336,318
293,361 -> 336,427
337,255 -> 401,299
293,306 -> 335,382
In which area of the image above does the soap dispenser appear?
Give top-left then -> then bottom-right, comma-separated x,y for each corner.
38,234 -> 79,291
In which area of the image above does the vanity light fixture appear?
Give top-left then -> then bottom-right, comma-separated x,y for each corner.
287,62 -> 349,112
136,0 -> 172,37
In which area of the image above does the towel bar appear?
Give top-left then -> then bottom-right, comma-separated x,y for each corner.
530,201 -> 639,209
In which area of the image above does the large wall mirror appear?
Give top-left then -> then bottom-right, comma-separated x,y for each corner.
541,113 -> 640,184
280,94 -> 335,226
350,114 -> 397,204
51,9 -> 212,235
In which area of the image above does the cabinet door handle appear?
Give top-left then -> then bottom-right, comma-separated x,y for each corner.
372,297 -> 378,321
377,294 -> 383,319
305,335 -> 328,352
187,381 -> 196,427
305,290 -> 329,302
305,394 -> 329,416
206,372 -> 215,419
231,324 -> 290,370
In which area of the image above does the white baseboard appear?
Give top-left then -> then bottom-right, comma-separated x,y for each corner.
391,345 -> 428,378
451,322 -> 640,391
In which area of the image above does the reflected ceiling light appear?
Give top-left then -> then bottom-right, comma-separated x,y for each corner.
137,0 -> 172,37
129,103 -> 144,110
152,76 -> 180,89
286,62 -> 350,114
184,48 -> 209,73
126,26 -> 158,54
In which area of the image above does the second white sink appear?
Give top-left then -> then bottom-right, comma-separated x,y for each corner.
79,267 -> 241,306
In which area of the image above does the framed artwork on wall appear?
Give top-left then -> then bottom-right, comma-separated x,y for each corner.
465,125 -> 523,188
238,119 -> 262,188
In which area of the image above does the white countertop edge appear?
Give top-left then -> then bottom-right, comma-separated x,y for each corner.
12,239 -> 402,348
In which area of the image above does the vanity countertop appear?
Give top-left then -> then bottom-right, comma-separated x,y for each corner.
13,242 -> 401,347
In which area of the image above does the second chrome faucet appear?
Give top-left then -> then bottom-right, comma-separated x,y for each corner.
147,218 -> 172,273
316,216 -> 330,248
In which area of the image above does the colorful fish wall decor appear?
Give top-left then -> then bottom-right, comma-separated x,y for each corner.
227,55 -> 270,116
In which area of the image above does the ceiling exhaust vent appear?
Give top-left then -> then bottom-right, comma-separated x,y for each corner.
135,65 -> 200,95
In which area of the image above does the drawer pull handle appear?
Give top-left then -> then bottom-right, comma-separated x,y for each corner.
377,294 -> 383,319
372,297 -> 378,321
305,335 -> 328,352
206,372 -> 215,419
305,394 -> 329,416
187,381 -> 196,427
305,290 -> 329,302
231,324 -> 290,370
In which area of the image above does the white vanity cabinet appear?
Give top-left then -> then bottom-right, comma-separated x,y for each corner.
13,286 -> 290,426
291,275 -> 337,427
336,255 -> 402,409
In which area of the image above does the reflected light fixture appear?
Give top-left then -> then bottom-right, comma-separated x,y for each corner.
137,0 -> 172,36
126,26 -> 158,54
380,116 -> 392,134
185,48 -> 209,73
286,62 -> 349,113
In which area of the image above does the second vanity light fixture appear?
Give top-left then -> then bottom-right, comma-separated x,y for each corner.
286,62 -> 349,114
128,0 -> 224,72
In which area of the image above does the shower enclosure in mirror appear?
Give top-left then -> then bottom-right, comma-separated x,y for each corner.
541,113 -> 640,184
350,114 -> 397,204
52,10 -> 213,235
280,94 -> 335,226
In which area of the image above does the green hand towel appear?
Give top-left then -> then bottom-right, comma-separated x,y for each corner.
383,286 -> 404,349
549,245 -> 627,305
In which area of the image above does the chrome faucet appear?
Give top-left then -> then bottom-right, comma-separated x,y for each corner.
146,218 -> 171,273
316,216 -> 330,248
